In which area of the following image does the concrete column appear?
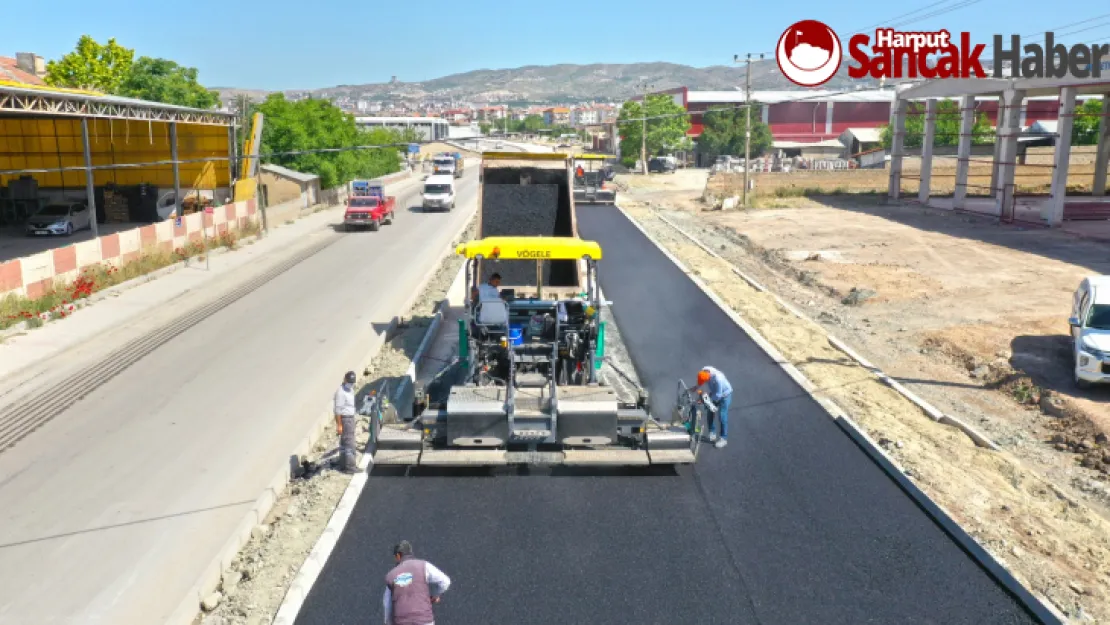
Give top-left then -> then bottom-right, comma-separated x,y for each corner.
1046,86 -> 1078,225
81,117 -> 100,238
1094,96 -> 1110,197
761,104 -> 770,125
170,122 -> 182,220
227,123 -> 238,190
918,99 -> 938,204
990,94 -> 1005,198
954,95 -> 976,209
825,101 -> 835,135
887,98 -> 907,201
995,89 -> 1024,221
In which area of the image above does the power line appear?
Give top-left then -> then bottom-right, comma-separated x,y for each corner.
1022,12 -> 1110,38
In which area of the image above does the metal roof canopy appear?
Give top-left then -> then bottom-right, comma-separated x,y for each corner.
897,78 -> 1110,100
0,83 -> 233,126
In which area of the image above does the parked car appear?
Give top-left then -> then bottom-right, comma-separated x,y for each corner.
1069,276 -> 1110,388
25,202 -> 91,236
648,157 -> 676,174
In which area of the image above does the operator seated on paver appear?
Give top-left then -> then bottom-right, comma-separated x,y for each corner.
697,366 -> 733,449
384,540 -> 451,625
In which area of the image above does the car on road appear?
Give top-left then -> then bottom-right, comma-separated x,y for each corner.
648,156 -> 677,174
25,202 -> 91,236
422,175 -> 456,212
1070,276 -> 1110,388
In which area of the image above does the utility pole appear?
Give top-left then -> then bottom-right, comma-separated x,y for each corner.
734,53 -> 762,207
639,80 -> 654,175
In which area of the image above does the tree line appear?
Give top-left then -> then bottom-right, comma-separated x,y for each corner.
44,36 -> 411,188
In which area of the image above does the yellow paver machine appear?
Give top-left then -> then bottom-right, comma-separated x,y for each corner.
373,235 -> 700,467
572,154 -> 617,205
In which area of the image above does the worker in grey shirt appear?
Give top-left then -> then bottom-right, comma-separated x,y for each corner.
333,371 -> 359,474
383,540 -> 451,625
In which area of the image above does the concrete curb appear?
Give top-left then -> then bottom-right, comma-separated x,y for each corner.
268,221 -> 474,625
622,204 -> 1060,625
653,212 -> 1000,452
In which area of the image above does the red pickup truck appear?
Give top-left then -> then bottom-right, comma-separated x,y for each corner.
343,182 -> 395,231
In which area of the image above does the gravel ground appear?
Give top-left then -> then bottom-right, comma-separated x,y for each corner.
197,217 -> 477,625
614,175 -> 1110,622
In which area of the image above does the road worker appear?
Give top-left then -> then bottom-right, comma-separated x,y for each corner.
696,366 -> 733,448
384,540 -> 451,625
471,272 -> 502,305
333,371 -> 359,473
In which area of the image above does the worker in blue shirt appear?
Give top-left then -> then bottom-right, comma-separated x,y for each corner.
697,366 -> 733,449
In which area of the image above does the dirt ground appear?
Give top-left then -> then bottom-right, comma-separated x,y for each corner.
616,168 -> 1110,622
705,145 -> 1107,203
197,218 -> 475,625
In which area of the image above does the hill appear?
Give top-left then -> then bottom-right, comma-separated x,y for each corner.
215,59 -> 894,105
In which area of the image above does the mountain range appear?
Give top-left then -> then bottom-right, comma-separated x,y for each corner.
215,59 -> 896,105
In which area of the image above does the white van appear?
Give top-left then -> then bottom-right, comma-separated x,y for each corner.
422,175 -> 456,212
1069,275 -> 1110,388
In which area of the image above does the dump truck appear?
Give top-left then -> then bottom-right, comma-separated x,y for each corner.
572,154 -> 616,205
372,152 -> 701,467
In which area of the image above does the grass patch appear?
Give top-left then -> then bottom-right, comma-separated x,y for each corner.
1,221 -> 260,331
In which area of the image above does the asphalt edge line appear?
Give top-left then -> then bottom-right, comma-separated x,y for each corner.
654,212 -> 1001,452
615,203 -> 1062,625
161,174 -> 446,625
266,213 -> 476,625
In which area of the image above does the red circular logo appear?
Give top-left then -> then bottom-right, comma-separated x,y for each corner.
775,20 -> 843,87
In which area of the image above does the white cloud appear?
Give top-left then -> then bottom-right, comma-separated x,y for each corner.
790,43 -> 831,70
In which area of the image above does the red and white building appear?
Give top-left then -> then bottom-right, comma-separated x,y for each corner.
631,86 -> 1086,164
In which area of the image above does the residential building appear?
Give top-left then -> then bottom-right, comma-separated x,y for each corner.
0,52 -> 46,85
544,107 -> 571,126
572,107 -> 600,126
355,116 -> 449,141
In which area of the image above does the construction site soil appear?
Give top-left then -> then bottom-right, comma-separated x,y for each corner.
615,167 -> 1110,621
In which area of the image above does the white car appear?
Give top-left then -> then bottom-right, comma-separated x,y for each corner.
422,174 -> 456,212
1069,275 -> 1110,388
25,202 -> 92,236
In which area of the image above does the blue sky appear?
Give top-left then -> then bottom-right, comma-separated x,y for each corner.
5,0 -> 1109,91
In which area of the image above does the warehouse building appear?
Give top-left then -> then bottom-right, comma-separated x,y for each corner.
355,116 -> 449,142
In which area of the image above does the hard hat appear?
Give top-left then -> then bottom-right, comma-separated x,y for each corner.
344,371 -> 356,384
697,370 -> 710,385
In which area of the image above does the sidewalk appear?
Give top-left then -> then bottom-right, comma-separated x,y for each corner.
0,174 -> 425,393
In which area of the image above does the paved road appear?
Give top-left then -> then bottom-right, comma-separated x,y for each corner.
293,205 -> 1040,625
0,172 -> 478,625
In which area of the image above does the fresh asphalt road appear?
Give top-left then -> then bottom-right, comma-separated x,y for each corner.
293,205 -> 1040,625
0,172 -> 478,625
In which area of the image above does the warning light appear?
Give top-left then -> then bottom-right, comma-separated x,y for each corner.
491,246 -> 501,258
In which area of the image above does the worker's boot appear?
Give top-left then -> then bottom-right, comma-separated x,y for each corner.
707,432 -> 719,443
715,439 -> 728,449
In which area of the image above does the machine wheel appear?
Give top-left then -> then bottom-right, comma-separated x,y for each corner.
384,212 -> 393,225
64,223 -> 73,236
370,218 -> 380,232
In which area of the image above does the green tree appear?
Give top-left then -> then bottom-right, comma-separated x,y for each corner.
696,105 -> 773,161
880,99 -> 992,149
617,95 -> 690,167
45,35 -> 134,92
520,115 -> 546,132
256,94 -> 403,189
479,122 -> 493,136
117,57 -> 220,109
1072,99 -> 1105,146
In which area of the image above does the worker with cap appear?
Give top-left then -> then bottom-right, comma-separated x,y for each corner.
333,371 -> 359,474
696,366 -> 733,448
383,540 -> 451,625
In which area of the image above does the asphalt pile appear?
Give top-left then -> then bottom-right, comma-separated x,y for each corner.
481,184 -> 577,287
